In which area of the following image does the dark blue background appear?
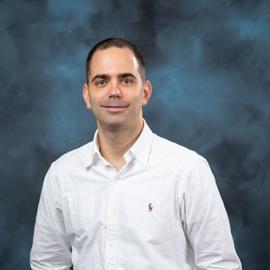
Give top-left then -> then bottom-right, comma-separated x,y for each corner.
1,0 -> 269,269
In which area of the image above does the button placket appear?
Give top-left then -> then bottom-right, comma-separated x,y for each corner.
105,180 -> 120,270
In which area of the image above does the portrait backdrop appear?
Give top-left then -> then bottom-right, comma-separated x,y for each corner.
1,0 -> 269,269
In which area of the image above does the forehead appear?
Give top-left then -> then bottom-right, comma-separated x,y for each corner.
89,47 -> 140,77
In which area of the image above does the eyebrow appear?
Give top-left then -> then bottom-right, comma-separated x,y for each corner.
91,74 -> 109,83
91,73 -> 137,83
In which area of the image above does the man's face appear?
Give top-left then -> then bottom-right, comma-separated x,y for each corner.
83,47 -> 152,130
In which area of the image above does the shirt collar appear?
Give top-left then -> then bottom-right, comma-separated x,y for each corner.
83,120 -> 153,168
125,121 -> 153,166
83,130 -> 103,168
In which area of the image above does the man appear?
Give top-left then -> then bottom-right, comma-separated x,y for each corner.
30,38 -> 242,270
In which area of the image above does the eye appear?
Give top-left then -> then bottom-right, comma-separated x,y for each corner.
94,79 -> 107,87
121,77 -> 135,85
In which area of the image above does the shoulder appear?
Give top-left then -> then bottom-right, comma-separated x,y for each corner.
50,141 -> 93,173
151,133 -> 215,191
151,133 -> 208,171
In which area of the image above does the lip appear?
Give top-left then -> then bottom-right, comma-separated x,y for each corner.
102,106 -> 128,112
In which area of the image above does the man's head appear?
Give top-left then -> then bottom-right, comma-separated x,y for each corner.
85,38 -> 146,84
83,38 -> 152,131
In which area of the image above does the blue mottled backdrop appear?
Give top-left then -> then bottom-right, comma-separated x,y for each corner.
1,0 -> 269,269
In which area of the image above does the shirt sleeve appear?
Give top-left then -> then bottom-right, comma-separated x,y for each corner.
184,157 -> 242,270
30,163 -> 72,270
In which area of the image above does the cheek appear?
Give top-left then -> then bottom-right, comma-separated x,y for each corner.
89,92 -> 103,105
128,93 -> 142,106
130,88 -> 144,101
137,92 -> 145,105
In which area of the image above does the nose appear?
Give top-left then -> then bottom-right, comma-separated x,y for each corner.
109,80 -> 122,98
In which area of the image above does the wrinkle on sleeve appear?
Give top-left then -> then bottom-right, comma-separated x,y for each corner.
30,162 -> 72,270
184,157 -> 242,270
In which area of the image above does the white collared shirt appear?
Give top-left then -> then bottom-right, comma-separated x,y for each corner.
30,122 -> 242,270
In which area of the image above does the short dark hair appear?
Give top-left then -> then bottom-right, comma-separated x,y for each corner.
85,38 -> 146,84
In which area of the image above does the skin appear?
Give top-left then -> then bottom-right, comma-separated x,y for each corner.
83,47 -> 152,170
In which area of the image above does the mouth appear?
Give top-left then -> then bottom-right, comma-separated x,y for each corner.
102,106 -> 128,108
101,105 -> 129,112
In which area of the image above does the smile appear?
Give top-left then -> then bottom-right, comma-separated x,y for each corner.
103,106 -> 128,108
102,105 -> 129,112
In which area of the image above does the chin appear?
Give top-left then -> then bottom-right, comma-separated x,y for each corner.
100,118 -> 127,131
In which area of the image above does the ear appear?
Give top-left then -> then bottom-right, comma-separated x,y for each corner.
83,83 -> 91,109
142,80 -> 152,106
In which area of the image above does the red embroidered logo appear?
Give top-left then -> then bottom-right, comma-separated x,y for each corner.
148,203 -> 153,212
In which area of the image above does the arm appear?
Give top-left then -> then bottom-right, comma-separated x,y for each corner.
184,157 -> 242,270
30,163 -> 72,270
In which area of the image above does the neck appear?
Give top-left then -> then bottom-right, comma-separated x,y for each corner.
97,118 -> 144,171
